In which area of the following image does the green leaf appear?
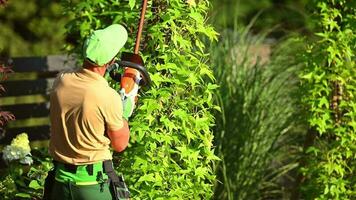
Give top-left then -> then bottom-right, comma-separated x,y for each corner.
129,0 -> 136,10
195,167 -> 208,178
318,96 -> 329,108
301,72 -> 313,80
189,12 -> 204,24
137,173 -> 156,182
29,180 -> 42,190
160,116 -> 176,131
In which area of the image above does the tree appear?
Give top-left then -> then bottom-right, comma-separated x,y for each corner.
63,0 -> 219,199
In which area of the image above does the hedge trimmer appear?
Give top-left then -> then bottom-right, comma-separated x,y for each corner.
106,0 -> 151,119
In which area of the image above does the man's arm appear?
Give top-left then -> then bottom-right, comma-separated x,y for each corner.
107,120 -> 130,152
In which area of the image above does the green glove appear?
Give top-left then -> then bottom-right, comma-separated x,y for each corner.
122,95 -> 135,120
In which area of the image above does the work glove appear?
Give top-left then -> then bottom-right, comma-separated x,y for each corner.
122,95 -> 136,121
120,79 -> 139,120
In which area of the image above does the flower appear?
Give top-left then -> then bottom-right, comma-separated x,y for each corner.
2,133 -> 33,165
10,133 -> 31,152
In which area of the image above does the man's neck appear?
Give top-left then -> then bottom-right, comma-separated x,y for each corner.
82,60 -> 107,76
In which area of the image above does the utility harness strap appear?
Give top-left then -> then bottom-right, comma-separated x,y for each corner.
103,160 -> 131,200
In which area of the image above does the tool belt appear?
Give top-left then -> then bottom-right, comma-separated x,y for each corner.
43,160 -> 130,200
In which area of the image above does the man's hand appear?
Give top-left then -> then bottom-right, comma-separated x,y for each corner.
122,95 -> 136,120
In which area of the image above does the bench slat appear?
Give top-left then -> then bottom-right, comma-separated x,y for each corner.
10,55 -> 77,72
6,71 -> 59,81
0,94 -> 48,106
1,79 -> 55,96
7,117 -> 50,128
2,103 -> 49,120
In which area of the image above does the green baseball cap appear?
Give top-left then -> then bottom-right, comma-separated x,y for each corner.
83,24 -> 128,66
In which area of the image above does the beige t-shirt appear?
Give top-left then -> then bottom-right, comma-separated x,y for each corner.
49,68 -> 123,165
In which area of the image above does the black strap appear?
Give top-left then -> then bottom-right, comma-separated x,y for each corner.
103,160 -> 121,182
103,160 -> 114,173
103,160 -> 130,199
86,164 -> 94,175
42,168 -> 56,200
64,164 -> 78,174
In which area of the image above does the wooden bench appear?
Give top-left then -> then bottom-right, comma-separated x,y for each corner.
0,55 -> 76,149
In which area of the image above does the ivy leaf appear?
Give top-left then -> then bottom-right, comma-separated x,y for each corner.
187,73 -> 200,86
189,12 -> 204,24
160,116 -> 177,132
301,72 -> 313,80
184,129 -> 197,144
137,173 -> 156,182
200,68 -> 215,80
318,96 -> 329,108
207,83 -> 219,90
195,167 -> 208,178
129,0 -> 135,10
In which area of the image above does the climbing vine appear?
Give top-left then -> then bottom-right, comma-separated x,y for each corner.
62,0 -> 219,199
300,0 -> 355,199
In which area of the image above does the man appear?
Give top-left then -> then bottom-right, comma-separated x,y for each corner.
45,24 -> 132,200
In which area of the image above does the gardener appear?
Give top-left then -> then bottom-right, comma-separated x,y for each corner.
44,24 -> 132,200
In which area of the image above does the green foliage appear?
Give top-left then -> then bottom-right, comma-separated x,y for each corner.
210,22 -> 306,199
0,0 -> 68,56
299,0 -> 356,199
62,0 -> 219,199
0,148 -> 52,199
0,175 -> 16,199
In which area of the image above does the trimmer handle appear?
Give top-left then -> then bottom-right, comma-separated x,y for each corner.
117,60 -> 151,87
108,52 -> 151,89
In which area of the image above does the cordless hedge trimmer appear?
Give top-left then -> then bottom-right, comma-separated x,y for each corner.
106,0 -> 151,119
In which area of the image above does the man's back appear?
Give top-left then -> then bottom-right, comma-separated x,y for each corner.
49,68 -> 123,165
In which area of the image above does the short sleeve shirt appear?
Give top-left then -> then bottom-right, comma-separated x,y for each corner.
49,68 -> 124,165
